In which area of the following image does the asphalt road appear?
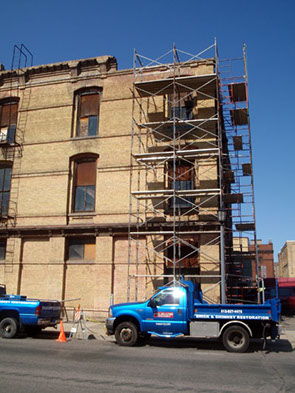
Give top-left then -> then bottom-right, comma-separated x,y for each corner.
0,334 -> 294,393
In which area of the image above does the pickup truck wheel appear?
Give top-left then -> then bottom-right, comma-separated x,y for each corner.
222,326 -> 250,353
0,317 -> 18,339
115,322 -> 138,346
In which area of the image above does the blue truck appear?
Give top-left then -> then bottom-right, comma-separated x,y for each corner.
106,279 -> 281,352
0,284 -> 61,338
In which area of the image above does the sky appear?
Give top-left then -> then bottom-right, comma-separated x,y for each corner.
0,0 -> 294,259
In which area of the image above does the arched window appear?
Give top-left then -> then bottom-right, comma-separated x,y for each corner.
0,98 -> 19,144
75,88 -> 101,137
72,155 -> 98,212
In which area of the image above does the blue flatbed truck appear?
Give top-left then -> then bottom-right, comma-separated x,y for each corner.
106,279 -> 281,352
0,284 -> 61,338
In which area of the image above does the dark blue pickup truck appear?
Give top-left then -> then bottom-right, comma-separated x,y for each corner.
0,284 -> 61,338
106,279 -> 281,352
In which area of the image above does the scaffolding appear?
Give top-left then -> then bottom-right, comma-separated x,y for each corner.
127,41 -> 259,304
218,45 -> 259,303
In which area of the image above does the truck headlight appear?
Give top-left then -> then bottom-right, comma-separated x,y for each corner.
109,308 -> 113,318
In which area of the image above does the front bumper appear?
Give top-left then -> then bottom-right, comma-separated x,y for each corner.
105,317 -> 116,335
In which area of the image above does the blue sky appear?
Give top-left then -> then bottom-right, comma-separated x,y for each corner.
1,0 -> 294,259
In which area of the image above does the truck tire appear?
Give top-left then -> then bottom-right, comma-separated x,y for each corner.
222,325 -> 250,353
0,317 -> 18,339
115,321 -> 138,346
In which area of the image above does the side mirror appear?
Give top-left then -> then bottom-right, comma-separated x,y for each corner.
149,298 -> 156,308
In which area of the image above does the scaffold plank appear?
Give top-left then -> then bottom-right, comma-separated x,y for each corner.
235,223 -> 255,231
242,163 -> 252,176
130,230 -> 220,235
135,74 -> 216,97
137,118 -> 218,133
131,189 -> 220,199
224,171 -> 235,184
228,82 -> 247,102
233,136 -> 243,150
133,148 -> 219,162
230,109 -> 248,126
224,193 -> 244,204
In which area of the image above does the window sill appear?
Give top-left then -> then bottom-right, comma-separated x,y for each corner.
66,259 -> 94,265
69,212 -> 96,217
71,136 -> 99,141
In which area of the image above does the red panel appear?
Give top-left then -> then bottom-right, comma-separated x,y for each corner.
168,163 -> 194,181
0,103 -> 18,126
76,161 -> 96,186
80,93 -> 99,117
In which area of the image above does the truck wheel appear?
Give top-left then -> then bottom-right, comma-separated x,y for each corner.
0,317 -> 18,339
222,326 -> 250,353
115,321 -> 138,346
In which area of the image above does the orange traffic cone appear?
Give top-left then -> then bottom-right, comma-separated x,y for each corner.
56,321 -> 67,343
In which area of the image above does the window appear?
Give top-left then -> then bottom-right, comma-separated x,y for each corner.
76,90 -> 100,137
279,287 -> 295,298
0,100 -> 18,143
261,265 -> 267,278
168,162 -> 194,208
68,238 -> 95,261
153,289 -> 181,306
0,165 -> 12,216
165,242 -> 199,280
169,92 -> 194,120
0,239 -> 6,260
73,159 -> 96,212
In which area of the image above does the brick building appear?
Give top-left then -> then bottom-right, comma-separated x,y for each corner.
0,45 -> 258,315
252,240 -> 274,279
278,241 -> 295,278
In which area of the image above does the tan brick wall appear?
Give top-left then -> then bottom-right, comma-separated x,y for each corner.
0,57 -> 222,313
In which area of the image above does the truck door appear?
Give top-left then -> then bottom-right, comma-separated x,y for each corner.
142,288 -> 187,335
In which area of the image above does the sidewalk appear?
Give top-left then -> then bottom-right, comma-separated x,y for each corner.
54,317 -> 295,349
61,320 -> 115,342
280,316 -> 295,349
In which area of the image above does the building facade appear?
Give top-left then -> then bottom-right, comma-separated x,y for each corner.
279,241 -> 295,278
0,45 -> 259,316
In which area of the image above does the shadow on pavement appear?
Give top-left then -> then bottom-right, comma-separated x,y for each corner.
135,336 -> 294,353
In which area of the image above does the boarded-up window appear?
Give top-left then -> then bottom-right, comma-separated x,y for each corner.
68,238 -> 96,260
0,166 -> 12,216
74,160 -> 96,212
77,92 -> 100,137
168,162 -> 194,208
0,102 -> 18,143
